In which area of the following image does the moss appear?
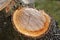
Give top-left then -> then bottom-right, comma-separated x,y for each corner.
35,0 -> 60,28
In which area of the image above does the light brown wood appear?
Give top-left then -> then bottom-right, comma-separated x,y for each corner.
17,8 -> 46,31
0,0 -> 11,11
13,8 -> 51,37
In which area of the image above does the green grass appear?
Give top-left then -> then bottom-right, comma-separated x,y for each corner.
35,0 -> 60,28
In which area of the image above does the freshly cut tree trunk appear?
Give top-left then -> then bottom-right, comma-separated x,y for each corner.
0,0 -> 11,11
12,7 -> 51,38
0,0 -> 21,17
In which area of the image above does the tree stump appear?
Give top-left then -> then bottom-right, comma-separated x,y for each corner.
0,0 -> 18,17
12,7 -> 51,38
0,0 -> 11,11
